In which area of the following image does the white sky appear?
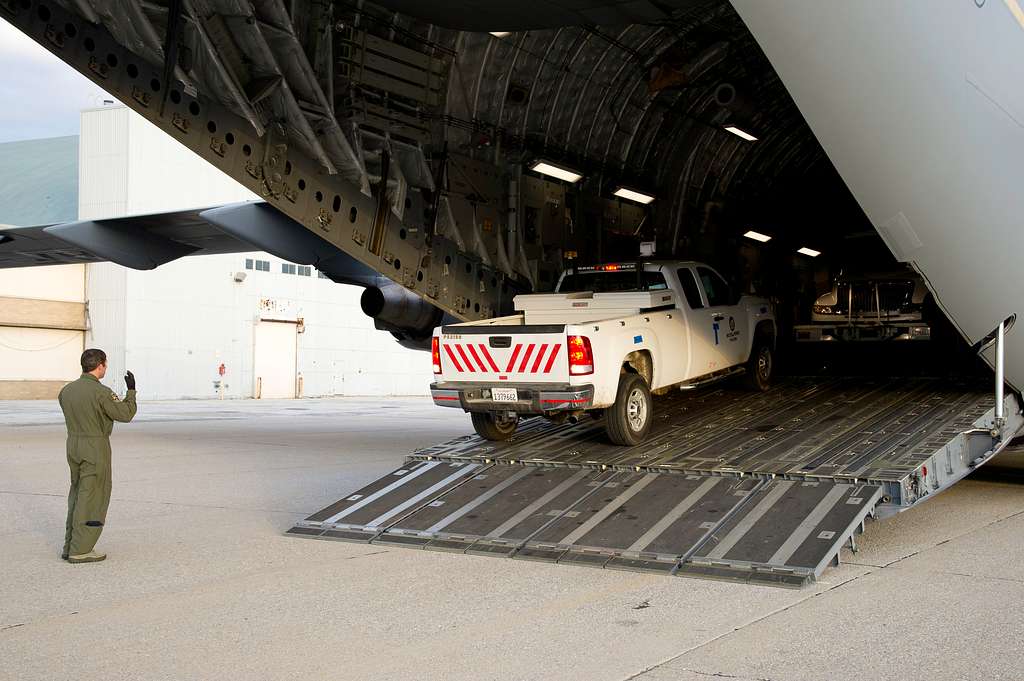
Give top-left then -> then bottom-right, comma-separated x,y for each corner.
0,18 -> 115,143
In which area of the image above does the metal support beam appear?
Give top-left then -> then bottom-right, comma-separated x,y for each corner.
158,0 -> 183,116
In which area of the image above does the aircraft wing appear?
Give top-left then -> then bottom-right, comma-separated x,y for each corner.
0,207 -> 251,270
0,201 -> 444,347
0,200 -> 390,285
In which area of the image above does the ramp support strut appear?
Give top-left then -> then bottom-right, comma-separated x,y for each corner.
995,319 -> 1006,433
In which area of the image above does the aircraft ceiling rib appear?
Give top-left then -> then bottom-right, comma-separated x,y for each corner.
515,27 -> 566,145
581,26 -> 666,156
180,0 -> 267,136
488,31 -> 529,164
563,25 -> 641,150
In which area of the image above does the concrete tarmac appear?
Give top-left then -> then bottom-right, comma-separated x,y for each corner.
2,397 -> 1023,681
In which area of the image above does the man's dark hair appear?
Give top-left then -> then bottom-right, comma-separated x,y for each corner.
81,348 -> 107,373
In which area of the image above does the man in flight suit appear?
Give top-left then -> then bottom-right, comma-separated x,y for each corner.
58,348 -> 137,563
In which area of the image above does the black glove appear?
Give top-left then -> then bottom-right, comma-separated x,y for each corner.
125,370 -> 136,391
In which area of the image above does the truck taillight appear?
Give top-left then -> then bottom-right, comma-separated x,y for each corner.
431,337 -> 442,374
567,335 -> 594,375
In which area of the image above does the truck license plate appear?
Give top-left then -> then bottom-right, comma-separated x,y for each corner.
492,388 -> 518,402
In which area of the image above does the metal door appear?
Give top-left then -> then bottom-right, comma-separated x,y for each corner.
253,320 -> 297,398
696,266 -> 749,368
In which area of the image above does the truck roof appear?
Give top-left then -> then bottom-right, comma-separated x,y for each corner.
569,259 -> 702,270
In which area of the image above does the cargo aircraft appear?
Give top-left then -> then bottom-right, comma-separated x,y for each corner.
3,0 -> 1022,583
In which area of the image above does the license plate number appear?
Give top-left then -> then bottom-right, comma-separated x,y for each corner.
492,388 -> 518,402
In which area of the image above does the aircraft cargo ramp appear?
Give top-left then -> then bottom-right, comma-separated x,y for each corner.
290,377 -> 1021,587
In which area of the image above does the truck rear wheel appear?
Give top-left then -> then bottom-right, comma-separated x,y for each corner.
744,337 -> 774,391
605,373 -> 653,446
471,412 -> 519,441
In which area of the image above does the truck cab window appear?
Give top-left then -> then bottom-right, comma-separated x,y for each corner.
677,269 -> 704,309
557,270 -> 668,293
697,267 -> 732,307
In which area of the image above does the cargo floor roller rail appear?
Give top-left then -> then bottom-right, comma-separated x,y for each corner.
290,375 -> 1021,587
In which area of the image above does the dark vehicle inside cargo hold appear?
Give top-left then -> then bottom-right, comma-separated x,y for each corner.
794,268 -> 932,343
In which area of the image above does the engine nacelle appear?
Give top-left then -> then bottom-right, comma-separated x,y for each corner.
360,283 -> 451,350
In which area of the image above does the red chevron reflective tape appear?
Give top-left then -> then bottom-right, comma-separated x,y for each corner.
466,344 -> 488,372
518,344 -> 536,373
505,344 -> 522,373
478,344 -> 500,372
455,344 -> 476,372
443,345 -> 464,373
543,344 -> 561,373
530,344 -> 549,373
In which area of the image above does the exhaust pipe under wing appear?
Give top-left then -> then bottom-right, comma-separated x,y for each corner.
360,283 -> 456,350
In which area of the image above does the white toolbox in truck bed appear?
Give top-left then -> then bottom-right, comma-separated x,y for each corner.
515,290 -> 677,324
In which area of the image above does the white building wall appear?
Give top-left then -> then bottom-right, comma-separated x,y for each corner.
0,264 -> 85,302
122,110 -> 259,214
79,105 -> 430,399
0,327 -> 83,381
79,107 -> 129,221
85,263 -> 128,391
0,264 -> 85,394
79,107 -> 131,388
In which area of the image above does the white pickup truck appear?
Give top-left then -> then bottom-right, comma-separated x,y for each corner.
430,261 -> 776,445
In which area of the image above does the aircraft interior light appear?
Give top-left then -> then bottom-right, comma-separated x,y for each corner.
530,160 -> 583,183
724,125 -> 758,141
613,187 -> 655,204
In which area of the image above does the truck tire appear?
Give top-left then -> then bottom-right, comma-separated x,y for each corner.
744,336 -> 774,391
605,373 -> 653,446
471,412 -> 519,441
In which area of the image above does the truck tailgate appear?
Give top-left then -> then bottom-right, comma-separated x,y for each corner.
438,325 -> 570,383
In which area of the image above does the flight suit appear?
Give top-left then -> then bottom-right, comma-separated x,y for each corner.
57,373 -> 137,557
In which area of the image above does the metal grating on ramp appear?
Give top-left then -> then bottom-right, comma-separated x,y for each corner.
289,377 -> 1009,586
409,377 -> 992,485
290,462 -> 881,587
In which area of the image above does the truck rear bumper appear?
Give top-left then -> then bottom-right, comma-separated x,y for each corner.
430,382 -> 595,414
795,323 -> 931,342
